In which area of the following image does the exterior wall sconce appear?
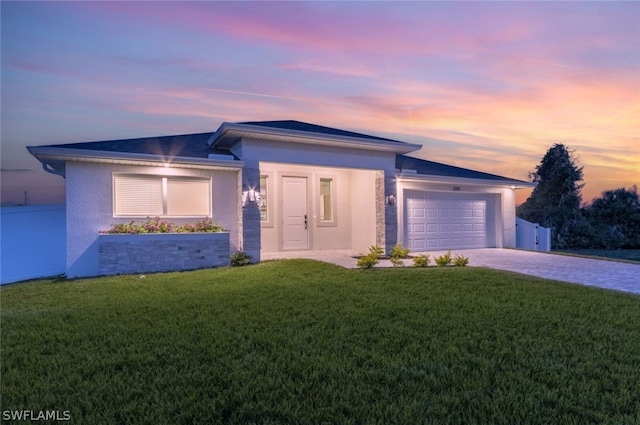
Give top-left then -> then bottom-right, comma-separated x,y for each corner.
242,189 -> 261,207
385,195 -> 396,205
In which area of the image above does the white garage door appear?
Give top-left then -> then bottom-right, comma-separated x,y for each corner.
405,191 -> 490,251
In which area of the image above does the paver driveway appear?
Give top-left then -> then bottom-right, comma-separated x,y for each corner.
428,249 -> 639,295
262,248 -> 640,295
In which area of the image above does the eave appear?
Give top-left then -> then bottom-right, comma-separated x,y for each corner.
396,171 -> 535,189
27,146 -> 243,178
208,122 -> 422,154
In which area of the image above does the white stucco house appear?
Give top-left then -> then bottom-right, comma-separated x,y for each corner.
28,120 -> 533,278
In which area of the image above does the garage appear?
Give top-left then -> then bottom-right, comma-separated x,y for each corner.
405,191 -> 494,251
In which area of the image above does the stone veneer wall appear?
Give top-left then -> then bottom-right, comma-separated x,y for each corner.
384,173 -> 398,253
375,172 -> 386,249
375,171 -> 400,253
241,165 -> 261,262
98,233 -> 230,275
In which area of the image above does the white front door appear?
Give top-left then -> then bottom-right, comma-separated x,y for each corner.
282,176 -> 309,250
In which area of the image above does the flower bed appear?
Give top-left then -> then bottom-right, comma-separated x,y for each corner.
98,218 -> 230,275
100,217 -> 224,234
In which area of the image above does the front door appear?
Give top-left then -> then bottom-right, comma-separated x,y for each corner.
282,176 -> 309,250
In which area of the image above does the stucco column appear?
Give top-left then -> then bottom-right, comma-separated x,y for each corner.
241,164 -> 261,262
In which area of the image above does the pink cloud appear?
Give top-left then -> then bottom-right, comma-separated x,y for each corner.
4,1 -> 637,206
85,2 -> 540,61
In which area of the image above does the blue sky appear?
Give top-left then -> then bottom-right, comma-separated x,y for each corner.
1,1 -> 638,206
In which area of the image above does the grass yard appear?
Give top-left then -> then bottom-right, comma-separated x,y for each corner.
2,260 -> 639,425
554,249 -> 640,263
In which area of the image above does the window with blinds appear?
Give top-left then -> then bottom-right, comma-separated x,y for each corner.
113,174 -> 211,217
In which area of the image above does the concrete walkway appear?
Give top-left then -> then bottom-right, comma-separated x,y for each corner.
262,249 -> 640,295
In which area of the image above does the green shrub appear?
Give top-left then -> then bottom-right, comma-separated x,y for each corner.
230,251 -> 252,267
389,257 -> 404,267
435,251 -> 453,267
369,245 -> 384,258
357,245 -> 383,269
102,217 -> 225,234
176,218 -> 225,233
389,244 -> 411,267
453,254 -> 469,267
412,254 -> 430,267
357,255 -> 378,269
390,244 -> 410,259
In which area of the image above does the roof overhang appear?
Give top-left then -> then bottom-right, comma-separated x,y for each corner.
396,171 -> 535,189
208,122 -> 422,154
27,146 -> 243,178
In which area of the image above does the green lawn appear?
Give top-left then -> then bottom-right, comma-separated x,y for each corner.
2,260 -> 639,425
554,249 -> 640,263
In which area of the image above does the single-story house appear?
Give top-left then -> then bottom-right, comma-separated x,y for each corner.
28,120 -> 534,278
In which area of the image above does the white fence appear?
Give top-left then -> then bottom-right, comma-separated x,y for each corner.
1,204 -> 66,285
516,217 -> 551,252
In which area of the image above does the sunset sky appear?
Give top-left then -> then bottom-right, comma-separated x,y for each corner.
1,1 -> 638,206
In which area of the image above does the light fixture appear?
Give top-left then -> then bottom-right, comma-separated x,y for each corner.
385,195 -> 396,205
242,189 -> 261,207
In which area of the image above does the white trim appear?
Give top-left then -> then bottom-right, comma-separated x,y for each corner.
396,172 -> 534,189
209,122 -> 422,154
316,174 -> 338,227
259,172 -> 274,228
27,146 -> 243,175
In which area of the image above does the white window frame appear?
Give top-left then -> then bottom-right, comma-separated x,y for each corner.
317,174 -> 337,227
113,174 -> 212,218
259,172 -> 274,227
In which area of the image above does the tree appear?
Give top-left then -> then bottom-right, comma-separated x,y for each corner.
517,144 -> 586,248
583,186 -> 640,248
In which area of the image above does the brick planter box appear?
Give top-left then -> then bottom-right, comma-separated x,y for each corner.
98,232 -> 230,275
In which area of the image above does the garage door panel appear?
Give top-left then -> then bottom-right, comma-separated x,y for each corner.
438,237 -> 452,246
412,240 -> 427,250
406,191 -> 490,251
426,239 -> 439,249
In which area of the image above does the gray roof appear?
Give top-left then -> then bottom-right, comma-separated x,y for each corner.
37,132 -> 230,159
240,120 -> 406,144
35,121 -> 408,157
28,120 -> 531,185
396,155 -> 530,184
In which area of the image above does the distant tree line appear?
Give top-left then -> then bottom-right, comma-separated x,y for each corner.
517,143 -> 640,249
